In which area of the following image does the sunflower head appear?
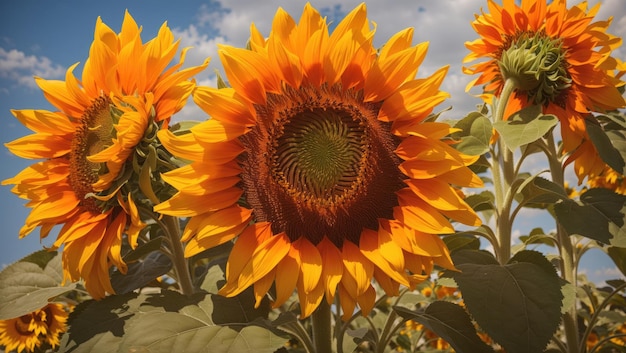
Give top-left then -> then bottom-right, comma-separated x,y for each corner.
464,0 -> 625,180
2,11 -> 208,299
0,303 -> 68,353
498,31 -> 571,104
156,3 -> 483,319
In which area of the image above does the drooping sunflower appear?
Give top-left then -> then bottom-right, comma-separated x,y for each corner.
155,3 -> 482,319
0,303 -> 68,353
2,11 -> 208,299
464,0 -> 626,182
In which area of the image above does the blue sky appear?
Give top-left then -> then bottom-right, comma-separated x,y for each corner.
1,0 -> 624,285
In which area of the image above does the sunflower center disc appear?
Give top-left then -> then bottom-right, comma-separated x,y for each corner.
241,85 -> 405,246
276,107 -> 365,199
69,96 -> 114,213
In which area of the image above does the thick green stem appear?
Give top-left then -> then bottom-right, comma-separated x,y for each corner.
163,215 -> 195,296
492,78 -> 518,264
545,134 -> 579,353
312,299 -> 333,353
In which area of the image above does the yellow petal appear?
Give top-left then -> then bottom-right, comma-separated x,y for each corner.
154,187 -> 242,217
11,109 -> 75,135
394,189 -> 454,234
317,237 -> 343,304
223,223 -> 273,284
182,205 -> 252,243
193,87 -> 256,126
273,245 -> 299,308
234,232 -> 291,296
5,134 -> 71,159
293,237 -> 322,293
342,241 -> 374,297
359,228 -> 409,287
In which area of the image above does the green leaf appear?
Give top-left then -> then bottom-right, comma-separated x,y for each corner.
585,118 -> 626,175
518,228 -> 556,247
560,281 -> 577,315
394,302 -> 495,353
516,174 -> 568,207
607,247 -> 626,277
450,249 -> 499,266
554,188 -> 626,244
59,292 -> 142,353
443,234 -> 481,253
464,191 -> 495,212
453,112 -> 493,156
21,250 -> 58,269
60,289 -> 281,353
493,105 -> 558,151
509,250 -> 558,276
450,258 -> 563,353
120,313 -> 285,353
0,250 -> 76,320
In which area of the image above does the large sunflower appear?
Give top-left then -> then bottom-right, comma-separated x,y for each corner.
0,303 -> 68,353
464,0 -> 625,181
155,3 -> 482,319
2,11 -> 208,299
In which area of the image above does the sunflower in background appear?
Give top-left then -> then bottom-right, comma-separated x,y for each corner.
0,303 -> 69,353
2,11 -> 208,299
155,2 -> 483,319
463,0 -> 626,182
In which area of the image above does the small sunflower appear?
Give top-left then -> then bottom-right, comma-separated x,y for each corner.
0,303 -> 68,353
2,11 -> 208,299
587,165 -> 626,195
464,0 -> 626,181
155,3 -> 482,319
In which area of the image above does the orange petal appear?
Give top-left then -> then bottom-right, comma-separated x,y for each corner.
317,237 -> 343,304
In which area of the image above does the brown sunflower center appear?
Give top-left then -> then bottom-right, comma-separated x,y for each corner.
499,31 -> 571,106
240,84 -> 405,247
15,315 -> 34,335
69,96 -> 116,213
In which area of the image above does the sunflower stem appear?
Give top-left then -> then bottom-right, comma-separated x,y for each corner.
312,299 -> 333,353
545,132 -> 579,353
163,215 -> 195,296
492,78 -> 518,264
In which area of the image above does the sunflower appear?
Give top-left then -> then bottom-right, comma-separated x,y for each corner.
0,303 -> 68,353
464,0 -> 626,182
587,165 -> 626,195
155,3 -> 482,319
2,11 -> 208,299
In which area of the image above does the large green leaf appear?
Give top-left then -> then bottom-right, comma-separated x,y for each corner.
119,312 -> 285,353
394,302 -> 494,353
453,111 -> 493,156
0,250 -> 76,320
450,251 -> 563,353
59,292 -> 143,353
493,105 -> 558,151
450,249 -> 499,266
554,188 -> 626,244
59,289 -> 283,353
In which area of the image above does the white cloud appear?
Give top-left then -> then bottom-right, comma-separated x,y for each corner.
0,47 -> 65,89
593,266 -> 623,278
175,0 -> 625,119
